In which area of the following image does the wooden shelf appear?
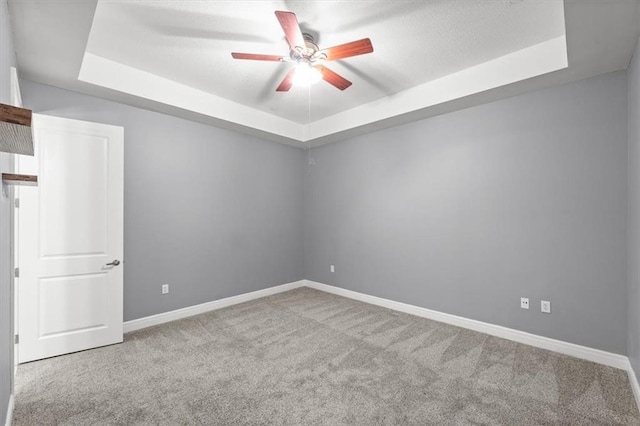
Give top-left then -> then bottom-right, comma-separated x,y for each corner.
0,104 -> 30,126
2,173 -> 37,186
0,104 -> 34,156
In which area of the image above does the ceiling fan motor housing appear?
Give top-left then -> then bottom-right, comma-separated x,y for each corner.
290,33 -> 326,65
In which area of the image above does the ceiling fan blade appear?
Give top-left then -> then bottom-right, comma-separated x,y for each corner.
231,53 -> 285,61
321,38 -> 374,61
275,11 -> 306,50
316,65 -> 352,90
276,68 -> 297,92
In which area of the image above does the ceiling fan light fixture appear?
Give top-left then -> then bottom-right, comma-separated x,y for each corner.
231,11 -> 373,91
292,63 -> 322,87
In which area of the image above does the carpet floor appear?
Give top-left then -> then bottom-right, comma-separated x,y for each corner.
14,287 -> 640,425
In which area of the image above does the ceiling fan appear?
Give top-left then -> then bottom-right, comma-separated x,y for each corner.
231,11 -> 373,92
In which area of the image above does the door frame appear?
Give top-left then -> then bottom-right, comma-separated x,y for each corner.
11,66 -> 22,377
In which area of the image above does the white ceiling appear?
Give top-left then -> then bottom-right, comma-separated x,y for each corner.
7,0 -> 640,147
85,0 -> 564,123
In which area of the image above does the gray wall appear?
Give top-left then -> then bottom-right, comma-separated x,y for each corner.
8,33 -> 635,407
305,71 -> 629,354
629,37 -> 640,378
21,81 -> 305,321
0,0 -> 16,421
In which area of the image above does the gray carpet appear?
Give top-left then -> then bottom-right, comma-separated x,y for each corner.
13,287 -> 640,425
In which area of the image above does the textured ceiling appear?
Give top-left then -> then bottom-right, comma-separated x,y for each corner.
7,1 -> 640,146
85,0 -> 565,123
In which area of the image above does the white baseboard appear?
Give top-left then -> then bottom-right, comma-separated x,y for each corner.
303,280 -> 629,370
304,280 -> 640,411
120,278 -> 640,412
123,280 -> 305,333
625,359 -> 640,414
4,394 -> 13,426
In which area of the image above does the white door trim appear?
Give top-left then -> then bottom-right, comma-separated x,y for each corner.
4,394 -> 14,426
10,65 -> 22,378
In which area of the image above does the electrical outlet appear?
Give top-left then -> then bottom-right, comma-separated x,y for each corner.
162,284 -> 169,295
520,297 -> 529,309
541,300 -> 551,314
330,265 -> 335,273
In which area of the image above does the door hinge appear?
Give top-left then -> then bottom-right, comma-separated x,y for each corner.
14,198 -> 19,208
14,335 -> 18,344
14,267 -> 18,278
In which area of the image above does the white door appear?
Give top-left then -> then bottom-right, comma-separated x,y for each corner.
17,114 -> 124,363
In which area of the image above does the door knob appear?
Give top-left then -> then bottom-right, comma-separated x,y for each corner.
106,259 -> 120,266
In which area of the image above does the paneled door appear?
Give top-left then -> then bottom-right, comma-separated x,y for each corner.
17,114 -> 124,363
